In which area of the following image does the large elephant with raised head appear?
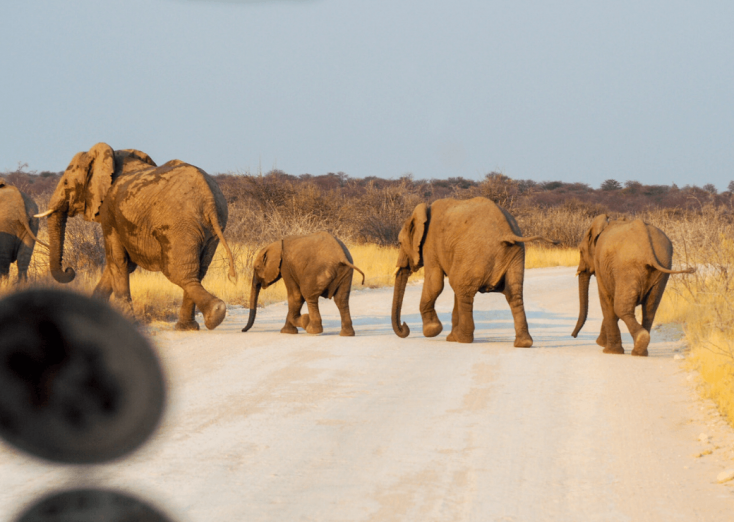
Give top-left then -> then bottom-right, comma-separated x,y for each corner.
35,143 -> 235,330
0,177 -> 47,282
571,215 -> 694,356
242,231 -> 365,336
392,197 -> 556,345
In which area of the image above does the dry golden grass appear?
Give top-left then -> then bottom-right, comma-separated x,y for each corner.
525,246 -> 579,269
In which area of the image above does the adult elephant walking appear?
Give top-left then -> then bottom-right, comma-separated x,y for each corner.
392,197 -> 557,345
35,143 -> 235,330
572,215 -> 694,356
0,177 -> 47,282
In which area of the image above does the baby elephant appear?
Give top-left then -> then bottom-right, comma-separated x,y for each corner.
242,232 -> 366,336
572,215 -> 694,356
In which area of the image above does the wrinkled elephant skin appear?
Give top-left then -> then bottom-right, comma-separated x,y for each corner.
392,197 -> 557,346
40,143 -> 236,331
572,215 -> 694,356
0,178 -> 43,283
243,231 -> 365,337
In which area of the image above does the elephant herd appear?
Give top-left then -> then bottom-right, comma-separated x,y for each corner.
0,143 -> 694,356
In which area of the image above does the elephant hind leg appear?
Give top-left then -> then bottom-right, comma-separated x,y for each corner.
334,277 -> 355,337
503,264 -> 532,348
615,285 -> 649,357
597,278 -> 624,354
304,298 -> 323,334
165,238 -> 225,331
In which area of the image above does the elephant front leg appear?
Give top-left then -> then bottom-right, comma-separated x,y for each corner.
420,267 -> 444,338
175,291 -> 200,331
93,267 -> 114,301
282,292 -> 305,334
304,298 -> 323,334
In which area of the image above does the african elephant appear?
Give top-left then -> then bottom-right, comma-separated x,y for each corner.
571,215 -> 694,356
242,231 -> 366,336
392,197 -> 557,345
35,142 -> 235,330
0,177 -> 47,282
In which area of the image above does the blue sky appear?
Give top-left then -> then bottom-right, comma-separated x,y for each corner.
1,0 -> 732,188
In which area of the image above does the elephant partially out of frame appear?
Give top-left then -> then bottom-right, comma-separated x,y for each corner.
35,143 -> 235,330
392,197 -> 557,345
242,231 -> 366,336
572,215 -> 694,356
0,177 -> 47,282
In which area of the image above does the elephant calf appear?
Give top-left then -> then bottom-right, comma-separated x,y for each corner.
0,177 -> 47,282
572,215 -> 694,356
242,232 -> 366,336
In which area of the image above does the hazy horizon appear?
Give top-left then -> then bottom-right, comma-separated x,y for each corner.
1,0 -> 732,189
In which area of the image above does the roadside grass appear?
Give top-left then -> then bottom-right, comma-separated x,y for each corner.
525,246 -> 578,269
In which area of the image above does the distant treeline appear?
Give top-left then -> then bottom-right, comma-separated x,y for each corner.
5,165 -> 733,247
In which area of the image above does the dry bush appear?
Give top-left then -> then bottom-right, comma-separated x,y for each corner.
351,181 -> 422,245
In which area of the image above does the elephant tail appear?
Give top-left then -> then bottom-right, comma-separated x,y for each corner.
649,259 -> 695,275
20,217 -> 49,249
209,213 -> 237,281
343,261 -> 366,285
501,234 -> 559,246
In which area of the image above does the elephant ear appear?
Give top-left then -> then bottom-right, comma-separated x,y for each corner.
261,241 -> 283,286
83,142 -> 115,222
402,203 -> 428,269
588,214 -> 609,245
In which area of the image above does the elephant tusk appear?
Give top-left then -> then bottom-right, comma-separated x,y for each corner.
34,208 -> 56,218
393,266 -> 401,277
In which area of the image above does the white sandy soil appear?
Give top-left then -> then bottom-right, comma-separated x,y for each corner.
2,267 -> 734,521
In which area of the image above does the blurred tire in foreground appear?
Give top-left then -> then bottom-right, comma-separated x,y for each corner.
16,489 -> 172,522
0,289 -> 165,464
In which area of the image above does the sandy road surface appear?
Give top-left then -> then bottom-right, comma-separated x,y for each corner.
2,267 -> 734,521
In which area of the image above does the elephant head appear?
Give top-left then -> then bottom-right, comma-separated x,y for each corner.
35,144 -> 156,284
241,241 -> 283,332
391,203 -> 428,338
572,214 -> 609,337
35,143 -> 116,283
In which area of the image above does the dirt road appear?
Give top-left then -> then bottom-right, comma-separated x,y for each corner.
2,267 -> 734,521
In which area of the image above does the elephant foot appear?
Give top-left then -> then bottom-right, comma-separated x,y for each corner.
203,300 -> 227,330
603,345 -> 625,354
296,314 -> 310,329
175,320 -> 200,331
306,323 -> 324,335
514,334 -> 533,348
281,324 -> 299,334
339,326 -> 355,337
595,336 -> 606,347
632,330 -> 650,357
447,331 -> 456,342
423,321 -> 443,338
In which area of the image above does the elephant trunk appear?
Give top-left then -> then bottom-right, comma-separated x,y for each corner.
241,276 -> 261,332
571,271 -> 591,338
47,210 -> 76,283
391,267 -> 411,338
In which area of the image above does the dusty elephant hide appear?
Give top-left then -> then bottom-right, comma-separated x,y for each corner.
0,177 -> 46,283
392,196 -> 557,345
572,215 -> 694,356
243,231 -> 365,336
38,143 -> 235,331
